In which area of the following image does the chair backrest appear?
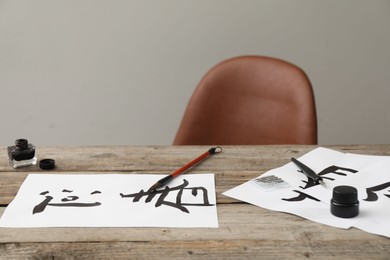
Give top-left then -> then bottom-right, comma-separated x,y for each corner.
173,55 -> 317,145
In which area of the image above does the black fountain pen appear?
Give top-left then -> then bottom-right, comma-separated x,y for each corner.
291,157 -> 326,186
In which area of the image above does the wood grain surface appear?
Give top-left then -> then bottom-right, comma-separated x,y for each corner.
1,145 -> 390,259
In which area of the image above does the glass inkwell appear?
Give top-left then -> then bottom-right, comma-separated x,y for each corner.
7,139 -> 37,168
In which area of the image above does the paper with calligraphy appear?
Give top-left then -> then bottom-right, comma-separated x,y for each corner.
223,147 -> 390,238
0,174 -> 218,228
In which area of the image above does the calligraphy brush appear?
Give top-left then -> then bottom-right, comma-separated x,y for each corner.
148,147 -> 222,191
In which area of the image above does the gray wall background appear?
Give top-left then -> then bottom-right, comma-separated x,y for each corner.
1,0 -> 389,146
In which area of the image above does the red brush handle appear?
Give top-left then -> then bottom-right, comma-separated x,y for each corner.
170,147 -> 222,178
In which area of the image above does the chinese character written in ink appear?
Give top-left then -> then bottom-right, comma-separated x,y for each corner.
33,189 -> 102,214
282,165 -> 358,202
364,181 -> 390,202
120,179 -> 214,213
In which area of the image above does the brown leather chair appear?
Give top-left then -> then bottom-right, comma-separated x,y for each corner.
173,55 -> 317,145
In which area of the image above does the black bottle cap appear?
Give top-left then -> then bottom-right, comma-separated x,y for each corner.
15,139 -> 29,150
39,159 -> 55,170
332,185 -> 358,204
330,185 -> 359,218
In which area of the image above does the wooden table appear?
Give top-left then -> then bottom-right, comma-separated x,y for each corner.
1,145 -> 390,259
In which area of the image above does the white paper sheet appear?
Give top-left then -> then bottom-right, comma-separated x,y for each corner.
0,173 -> 218,228
223,147 -> 390,238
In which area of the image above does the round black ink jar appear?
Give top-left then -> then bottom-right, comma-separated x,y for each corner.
330,185 -> 359,218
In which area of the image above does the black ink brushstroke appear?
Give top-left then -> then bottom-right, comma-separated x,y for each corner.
318,165 -> 358,177
33,196 -> 53,214
364,181 -> 390,201
298,165 -> 358,190
283,165 -> 358,202
48,202 -> 102,207
120,179 -> 213,213
282,190 -> 321,202
33,189 -> 103,215
61,196 -> 79,202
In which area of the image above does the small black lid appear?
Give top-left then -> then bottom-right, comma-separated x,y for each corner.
15,139 -> 29,150
39,159 -> 55,170
332,185 -> 358,204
